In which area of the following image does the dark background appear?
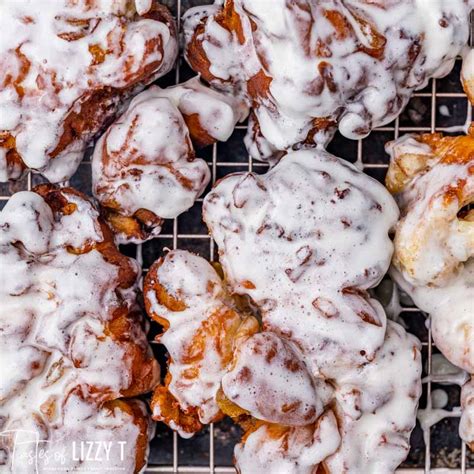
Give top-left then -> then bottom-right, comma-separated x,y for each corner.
1,1 -> 471,470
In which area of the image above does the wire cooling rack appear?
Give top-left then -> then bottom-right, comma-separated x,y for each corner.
0,1 -> 472,472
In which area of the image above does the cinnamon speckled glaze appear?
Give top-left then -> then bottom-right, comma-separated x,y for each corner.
145,149 -> 423,474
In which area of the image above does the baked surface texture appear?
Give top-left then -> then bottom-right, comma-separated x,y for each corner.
183,0 -> 472,161
387,129 -> 474,449
92,77 -> 246,243
0,0 -> 177,182
0,185 -> 159,472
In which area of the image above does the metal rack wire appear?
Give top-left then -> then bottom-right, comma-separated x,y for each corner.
0,1 -> 471,472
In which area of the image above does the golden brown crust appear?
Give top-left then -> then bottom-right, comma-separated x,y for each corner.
34,184 -> 159,398
150,385 -> 205,436
186,1 -> 245,87
1,1 -> 178,181
144,251 -> 260,435
0,133 -> 26,179
386,128 -> 474,195
103,207 -> 165,244
182,113 -> 216,148
104,398 -> 152,473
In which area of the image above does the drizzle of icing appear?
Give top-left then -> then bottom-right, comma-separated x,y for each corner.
417,406 -> 462,446
92,77 -> 246,243
0,0 -> 178,182
415,353 -> 470,455
424,353 -> 469,387
431,389 -> 449,409
0,186 -> 158,472
144,250 -> 256,437
374,277 -> 406,327
387,130 -> 474,448
460,379 -> 474,450
184,0 -> 472,161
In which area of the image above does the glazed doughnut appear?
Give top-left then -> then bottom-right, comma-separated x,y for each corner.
92,78 -> 246,243
184,0 -> 472,161
234,410 -> 341,474
203,148 -> 399,379
0,185 -> 158,472
325,322 -> 421,473
144,250 -> 259,437
386,131 -> 474,372
0,0 -> 177,182
386,130 -> 474,447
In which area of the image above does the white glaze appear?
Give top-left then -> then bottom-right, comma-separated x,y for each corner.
374,277 -> 406,327
184,0 -> 472,161
199,147 -> 422,472
222,332 -> 324,426
3,395 -> 151,474
326,321 -> 422,474
431,389 -> 449,409
0,0 -> 177,181
387,133 -> 474,374
150,77 -> 248,142
146,250 -> 242,429
387,132 -> 474,448
204,148 -> 399,379
424,353 -> 469,387
92,77 -> 246,243
0,188 -> 156,471
234,410 -> 341,474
